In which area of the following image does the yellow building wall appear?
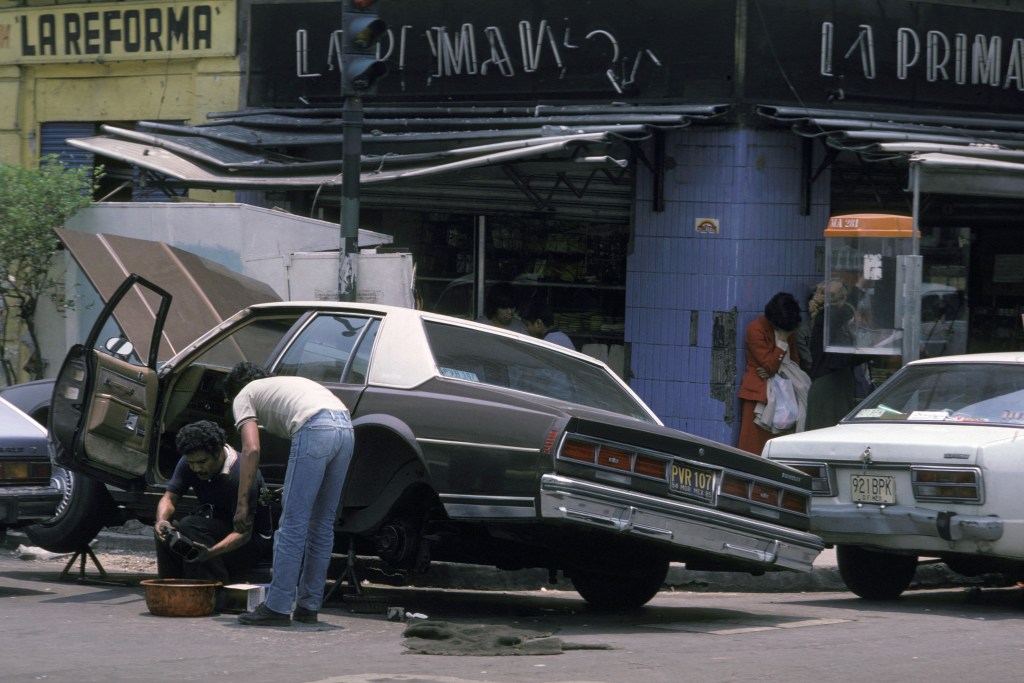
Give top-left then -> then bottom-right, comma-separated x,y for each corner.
0,1 -> 242,382
0,1 -> 240,169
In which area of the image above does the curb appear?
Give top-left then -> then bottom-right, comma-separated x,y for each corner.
8,530 -> 987,595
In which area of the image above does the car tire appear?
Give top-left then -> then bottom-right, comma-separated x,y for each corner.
569,558 -> 669,611
837,544 -> 918,600
24,467 -> 114,553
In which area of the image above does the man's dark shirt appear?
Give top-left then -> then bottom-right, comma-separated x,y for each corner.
166,448 -> 272,538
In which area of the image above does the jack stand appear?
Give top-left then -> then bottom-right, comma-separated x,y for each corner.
323,537 -> 363,605
60,546 -> 127,586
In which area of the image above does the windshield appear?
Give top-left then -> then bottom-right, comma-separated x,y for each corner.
423,320 -> 657,422
848,362 -> 1024,426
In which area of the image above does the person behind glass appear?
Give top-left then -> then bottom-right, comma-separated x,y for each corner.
153,420 -> 272,585
737,292 -> 802,455
477,281 -> 528,333
796,281 -> 826,375
521,301 -> 575,350
225,362 -> 354,627
805,279 -> 867,430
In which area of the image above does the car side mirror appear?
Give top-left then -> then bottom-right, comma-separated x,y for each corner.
103,336 -> 135,360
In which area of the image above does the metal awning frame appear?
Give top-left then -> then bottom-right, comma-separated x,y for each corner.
761,103 -> 1024,211
69,131 -> 632,190
67,102 -> 731,207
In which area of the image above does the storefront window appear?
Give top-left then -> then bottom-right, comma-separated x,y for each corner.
412,214 -> 628,348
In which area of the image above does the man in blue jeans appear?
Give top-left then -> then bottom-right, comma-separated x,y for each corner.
226,362 -> 354,627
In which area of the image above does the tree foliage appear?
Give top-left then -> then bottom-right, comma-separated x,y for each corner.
0,157 -> 99,383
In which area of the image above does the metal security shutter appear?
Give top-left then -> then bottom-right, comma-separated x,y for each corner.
40,122 -> 97,170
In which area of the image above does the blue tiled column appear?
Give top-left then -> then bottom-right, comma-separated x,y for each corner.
628,127 -> 831,445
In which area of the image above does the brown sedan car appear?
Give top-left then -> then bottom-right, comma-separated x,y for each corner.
36,232 -> 822,609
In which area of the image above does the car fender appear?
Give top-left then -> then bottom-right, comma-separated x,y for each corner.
341,412 -> 433,530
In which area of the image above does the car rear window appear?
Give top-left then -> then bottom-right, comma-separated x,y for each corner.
848,362 -> 1024,425
423,321 -> 655,422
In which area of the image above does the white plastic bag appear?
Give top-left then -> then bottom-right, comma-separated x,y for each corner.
768,374 -> 798,431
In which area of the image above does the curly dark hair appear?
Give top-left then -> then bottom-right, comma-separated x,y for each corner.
225,361 -> 268,402
483,282 -> 517,319
175,420 -> 227,457
764,292 -> 802,333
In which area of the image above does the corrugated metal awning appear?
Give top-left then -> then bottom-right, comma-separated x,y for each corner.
910,152 -> 1024,199
757,105 -> 1024,158
69,103 -> 730,191
70,129 -> 627,189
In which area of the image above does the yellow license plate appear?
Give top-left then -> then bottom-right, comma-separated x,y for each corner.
669,463 -> 715,503
851,474 -> 895,504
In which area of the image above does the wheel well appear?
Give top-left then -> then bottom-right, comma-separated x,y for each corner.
338,424 -> 433,534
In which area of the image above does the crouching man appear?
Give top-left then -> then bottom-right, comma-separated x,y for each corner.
154,420 -> 272,584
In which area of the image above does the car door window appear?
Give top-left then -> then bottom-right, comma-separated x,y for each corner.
275,314 -> 378,384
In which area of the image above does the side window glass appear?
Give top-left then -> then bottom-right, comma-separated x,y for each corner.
343,319 -> 379,385
423,320 -> 654,421
276,315 -> 373,383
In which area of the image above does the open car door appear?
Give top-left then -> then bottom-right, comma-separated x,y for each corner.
50,275 -> 170,487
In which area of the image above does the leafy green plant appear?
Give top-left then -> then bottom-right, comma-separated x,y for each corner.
0,156 -> 100,383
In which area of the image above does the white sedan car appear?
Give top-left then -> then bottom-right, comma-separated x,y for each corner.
764,352 -> 1024,599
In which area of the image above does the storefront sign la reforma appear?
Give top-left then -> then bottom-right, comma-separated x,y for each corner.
0,0 -> 236,64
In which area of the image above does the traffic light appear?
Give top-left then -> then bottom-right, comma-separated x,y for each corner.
341,0 -> 388,96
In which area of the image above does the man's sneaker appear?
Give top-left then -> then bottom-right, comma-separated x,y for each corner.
293,605 -> 318,624
237,603 -> 291,627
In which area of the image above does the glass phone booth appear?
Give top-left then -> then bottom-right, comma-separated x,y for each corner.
823,214 -> 922,360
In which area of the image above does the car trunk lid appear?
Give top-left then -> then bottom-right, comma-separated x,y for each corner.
762,422 -> 1019,465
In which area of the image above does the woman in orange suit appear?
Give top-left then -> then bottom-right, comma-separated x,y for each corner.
737,292 -> 802,455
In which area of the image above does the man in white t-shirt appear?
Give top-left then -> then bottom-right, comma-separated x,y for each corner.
226,362 -> 353,627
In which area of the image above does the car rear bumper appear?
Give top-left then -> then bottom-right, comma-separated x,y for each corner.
0,486 -> 62,525
809,503 -> 1004,543
538,473 -> 824,572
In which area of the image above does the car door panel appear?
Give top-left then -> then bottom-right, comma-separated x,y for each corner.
81,354 -> 158,478
50,274 -> 170,487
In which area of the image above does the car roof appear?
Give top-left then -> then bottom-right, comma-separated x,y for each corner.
167,298 -> 607,392
908,351 -> 1024,366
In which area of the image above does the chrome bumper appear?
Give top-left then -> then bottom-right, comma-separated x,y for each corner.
810,504 -> 1003,543
539,474 -> 824,573
0,485 -> 62,524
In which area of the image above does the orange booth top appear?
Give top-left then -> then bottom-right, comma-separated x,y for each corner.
824,214 -> 916,238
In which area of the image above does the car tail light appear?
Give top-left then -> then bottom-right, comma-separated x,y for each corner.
721,473 -> 750,498
751,482 -> 780,505
597,445 -> 633,472
0,460 -> 51,482
720,472 -> 809,517
634,453 -> 667,479
780,490 -> 809,514
557,436 -> 669,481
561,439 -> 597,464
912,467 -> 982,503
541,430 -> 559,456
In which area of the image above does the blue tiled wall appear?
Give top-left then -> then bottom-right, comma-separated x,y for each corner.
628,127 -> 831,445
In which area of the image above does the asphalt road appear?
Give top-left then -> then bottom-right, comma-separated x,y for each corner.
3,543 -> 1024,683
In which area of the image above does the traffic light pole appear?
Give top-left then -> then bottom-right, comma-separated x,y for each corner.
338,95 -> 363,302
